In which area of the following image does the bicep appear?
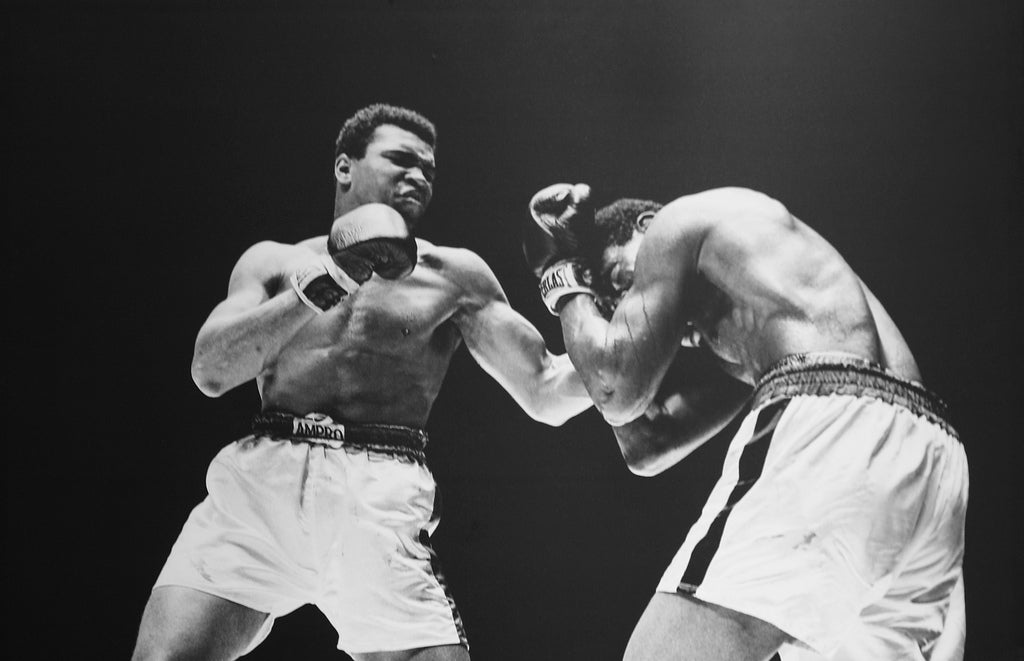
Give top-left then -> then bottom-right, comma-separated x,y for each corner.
199,244 -> 280,329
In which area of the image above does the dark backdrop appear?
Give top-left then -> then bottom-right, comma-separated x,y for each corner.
8,1 -> 1022,659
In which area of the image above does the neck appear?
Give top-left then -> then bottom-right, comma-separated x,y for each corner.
333,195 -> 360,219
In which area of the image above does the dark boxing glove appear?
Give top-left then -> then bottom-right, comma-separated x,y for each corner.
522,182 -> 592,277
328,203 -> 418,283
523,183 -> 598,314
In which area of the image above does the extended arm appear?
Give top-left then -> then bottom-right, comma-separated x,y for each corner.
450,249 -> 593,426
611,349 -> 751,475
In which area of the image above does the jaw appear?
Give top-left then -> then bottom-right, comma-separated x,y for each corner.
391,197 -> 426,226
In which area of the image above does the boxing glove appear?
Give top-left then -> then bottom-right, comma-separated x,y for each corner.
523,183 -> 597,315
522,182 -> 592,277
328,203 -> 418,283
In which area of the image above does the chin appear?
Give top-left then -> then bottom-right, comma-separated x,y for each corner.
394,200 -> 426,224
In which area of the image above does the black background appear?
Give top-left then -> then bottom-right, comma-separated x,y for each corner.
8,1 -> 1022,659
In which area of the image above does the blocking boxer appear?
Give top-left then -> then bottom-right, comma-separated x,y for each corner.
130,105 -> 593,661
524,183 -> 968,660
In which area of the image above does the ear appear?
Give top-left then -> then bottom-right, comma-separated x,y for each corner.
635,210 -> 656,233
334,154 -> 352,186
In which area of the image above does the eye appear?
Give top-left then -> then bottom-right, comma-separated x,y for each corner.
388,152 -> 416,167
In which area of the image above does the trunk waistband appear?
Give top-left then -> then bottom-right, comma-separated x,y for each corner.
752,353 -> 958,439
251,412 -> 429,464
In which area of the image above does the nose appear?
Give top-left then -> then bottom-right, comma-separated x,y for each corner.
405,166 -> 431,188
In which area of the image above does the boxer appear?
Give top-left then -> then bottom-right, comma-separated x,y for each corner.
130,105 -> 593,661
525,183 -> 968,661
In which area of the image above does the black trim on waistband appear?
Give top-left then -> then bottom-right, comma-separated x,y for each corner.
752,353 -> 958,439
251,412 -> 429,464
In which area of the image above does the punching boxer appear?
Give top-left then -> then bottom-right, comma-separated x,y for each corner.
130,105 -> 593,661
523,183 -> 968,660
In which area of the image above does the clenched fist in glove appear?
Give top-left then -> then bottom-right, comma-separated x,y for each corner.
292,203 -> 418,313
329,203 -> 418,283
522,183 -> 598,315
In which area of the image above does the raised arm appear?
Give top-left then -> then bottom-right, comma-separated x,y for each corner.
448,249 -> 593,426
558,201 -> 707,426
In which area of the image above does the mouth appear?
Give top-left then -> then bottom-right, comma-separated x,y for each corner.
397,189 -> 427,205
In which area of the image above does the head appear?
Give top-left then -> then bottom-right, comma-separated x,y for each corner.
584,198 -> 663,317
334,104 -> 437,226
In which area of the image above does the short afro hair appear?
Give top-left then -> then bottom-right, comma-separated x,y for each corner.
583,198 -> 663,317
584,197 -> 663,265
335,104 -> 437,160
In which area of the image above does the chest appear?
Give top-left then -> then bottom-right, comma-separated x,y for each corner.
303,273 -> 461,354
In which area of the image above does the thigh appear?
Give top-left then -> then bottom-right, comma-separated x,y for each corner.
624,593 -> 789,661
351,644 -> 471,661
131,586 -> 270,661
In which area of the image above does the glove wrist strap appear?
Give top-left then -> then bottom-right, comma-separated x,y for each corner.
291,255 -> 361,314
540,260 -> 595,315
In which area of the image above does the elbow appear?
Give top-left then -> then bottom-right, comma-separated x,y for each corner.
594,389 -> 647,428
191,360 -> 227,398
622,449 -> 669,477
532,413 -> 570,427
587,368 -> 649,427
523,397 -> 574,427
621,439 -> 698,477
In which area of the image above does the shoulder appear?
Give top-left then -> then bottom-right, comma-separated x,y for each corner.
418,240 -> 496,280
418,240 -> 506,305
231,237 -> 322,280
655,187 -> 788,229
632,188 -> 793,277
651,188 -> 793,247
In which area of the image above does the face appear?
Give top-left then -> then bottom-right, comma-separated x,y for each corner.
597,230 -> 645,314
337,124 -> 436,224
595,209 -> 656,315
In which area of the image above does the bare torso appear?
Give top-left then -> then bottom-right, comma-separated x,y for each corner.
259,237 -> 466,427
662,191 -> 920,384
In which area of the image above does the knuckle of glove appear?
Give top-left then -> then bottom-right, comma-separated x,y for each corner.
522,221 -> 563,279
329,204 -> 415,280
345,237 -> 418,280
329,203 -> 410,249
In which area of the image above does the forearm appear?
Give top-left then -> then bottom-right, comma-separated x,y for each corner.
559,294 -> 660,426
191,290 -> 315,396
457,290 -> 593,426
472,327 -> 592,426
609,348 -> 751,474
613,415 -> 710,476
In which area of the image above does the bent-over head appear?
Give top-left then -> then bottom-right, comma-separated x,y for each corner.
585,198 -> 663,317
